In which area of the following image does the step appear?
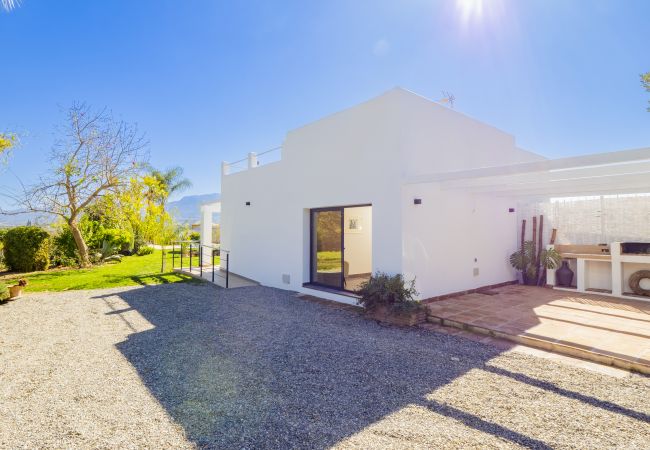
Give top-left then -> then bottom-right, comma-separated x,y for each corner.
427,314 -> 650,375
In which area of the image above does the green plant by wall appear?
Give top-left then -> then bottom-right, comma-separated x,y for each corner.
509,240 -> 561,285
2,226 -> 52,272
357,272 -> 419,310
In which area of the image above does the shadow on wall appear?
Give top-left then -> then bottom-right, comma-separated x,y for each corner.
91,283 -> 647,448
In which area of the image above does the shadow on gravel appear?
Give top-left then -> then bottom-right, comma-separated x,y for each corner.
90,283 -> 637,448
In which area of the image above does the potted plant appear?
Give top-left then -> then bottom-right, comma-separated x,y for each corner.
509,241 -> 561,286
357,272 -> 426,326
9,278 -> 28,299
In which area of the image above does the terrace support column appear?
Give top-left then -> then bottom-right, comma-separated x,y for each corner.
200,206 -> 212,267
611,242 -> 622,297
576,258 -> 586,293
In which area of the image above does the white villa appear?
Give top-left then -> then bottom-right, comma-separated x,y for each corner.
201,88 -> 650,304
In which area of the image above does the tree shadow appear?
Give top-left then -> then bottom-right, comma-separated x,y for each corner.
129,272 -> 196,286
91,283 -> 646,448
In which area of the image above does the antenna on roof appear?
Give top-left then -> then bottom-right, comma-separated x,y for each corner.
438,91 -> 456,108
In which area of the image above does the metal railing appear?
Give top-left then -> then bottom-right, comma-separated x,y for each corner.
170,240 -> 230,288
222,145 -> 282,175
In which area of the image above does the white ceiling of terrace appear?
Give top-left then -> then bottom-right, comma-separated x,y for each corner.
405,147 -> 650,198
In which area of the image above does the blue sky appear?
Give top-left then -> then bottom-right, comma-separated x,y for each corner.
1,0 -> 648,202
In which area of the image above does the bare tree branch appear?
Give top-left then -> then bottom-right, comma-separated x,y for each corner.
1,104 -> 149,266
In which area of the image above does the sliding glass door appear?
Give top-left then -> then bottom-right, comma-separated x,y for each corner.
310,205 -> 372,291
311,208 -> 343,289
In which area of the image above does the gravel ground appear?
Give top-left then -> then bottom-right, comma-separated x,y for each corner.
1,282 -> 649,449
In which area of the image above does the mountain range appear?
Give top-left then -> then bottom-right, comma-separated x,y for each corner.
167,193 -> 220,224
0,193 -> 220,228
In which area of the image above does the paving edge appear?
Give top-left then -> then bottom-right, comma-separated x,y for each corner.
427,315 -> 650,375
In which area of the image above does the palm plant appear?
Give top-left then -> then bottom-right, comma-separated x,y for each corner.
510,240 -> 561,286
148,166 -> 192,207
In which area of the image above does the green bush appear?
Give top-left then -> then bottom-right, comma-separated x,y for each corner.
2,226 -> 52,272
189,231 -> 200,241
79,217 -> 106,250
357,272 -> 419,311
52,227 -> 79,267
102,228 -> 132,250
136,246 -> 154,256
0,284 -> 8,301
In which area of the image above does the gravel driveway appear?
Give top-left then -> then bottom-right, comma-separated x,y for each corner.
1,282 -> 649,449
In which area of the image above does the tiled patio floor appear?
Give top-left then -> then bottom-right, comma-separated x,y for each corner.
425,285 -> 650,374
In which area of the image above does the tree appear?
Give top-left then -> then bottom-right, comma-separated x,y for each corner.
2,104 -> 147,266
641,72 -> 650,112
148,166 -> 192,208
0,133 -> 17,166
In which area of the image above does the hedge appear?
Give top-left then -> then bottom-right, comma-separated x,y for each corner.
2,226 -> 52,272
0,284 -> 8,301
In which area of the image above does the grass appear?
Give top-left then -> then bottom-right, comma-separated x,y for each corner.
0,250 -> 220,293
317,250 -> 342,271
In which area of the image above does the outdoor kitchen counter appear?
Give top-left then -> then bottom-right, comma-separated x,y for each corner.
559,252 -> 611,261
551,242 -> 650,301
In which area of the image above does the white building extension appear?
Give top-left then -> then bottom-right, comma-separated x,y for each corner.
209,88 -> 650,304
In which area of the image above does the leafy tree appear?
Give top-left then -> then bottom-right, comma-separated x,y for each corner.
0,133 -> 17,166
111,175 -> 176,248
1,104 -> 147,267
148,166 -> 192,208
641,72 -> 650,111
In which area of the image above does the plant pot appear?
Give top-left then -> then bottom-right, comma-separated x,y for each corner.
366,304 -> 427,327
556,260 -> 574,287
522,273 -> 538,286
9,285 -> 24,299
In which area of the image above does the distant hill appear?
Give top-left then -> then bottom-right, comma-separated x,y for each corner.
167,193 -> 220,224
0,193 -> 220,228
0,211 -> 52,228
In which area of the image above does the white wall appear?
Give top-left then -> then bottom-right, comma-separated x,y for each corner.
221,90 -> 404,293
343,206 -> 372,275
401,183 -> 519,299
221,88 -> 540,299
396,90 -> 544,176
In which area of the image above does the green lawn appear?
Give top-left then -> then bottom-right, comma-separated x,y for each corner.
0,250 -> 220,293
317,250 -> 342,271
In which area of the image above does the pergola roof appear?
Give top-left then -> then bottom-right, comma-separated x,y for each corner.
405,147 -> 650,198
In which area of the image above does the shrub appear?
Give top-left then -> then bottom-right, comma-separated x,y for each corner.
0,284 -> 8,301
79,217 -> 106,250
102,228 -> 132,250
136,246 -> 154,256
189,231 -> 200,241
2,226 -> 52,272
509,240 -> 561,285
357,272 -> 419,310
52,227 -> 79,267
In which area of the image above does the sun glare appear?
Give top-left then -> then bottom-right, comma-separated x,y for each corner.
457,0 -> 484,21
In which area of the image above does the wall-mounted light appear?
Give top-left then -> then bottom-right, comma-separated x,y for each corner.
245,201 -> 251,206
414,198 -> 422,205
508,208 -> 515,213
